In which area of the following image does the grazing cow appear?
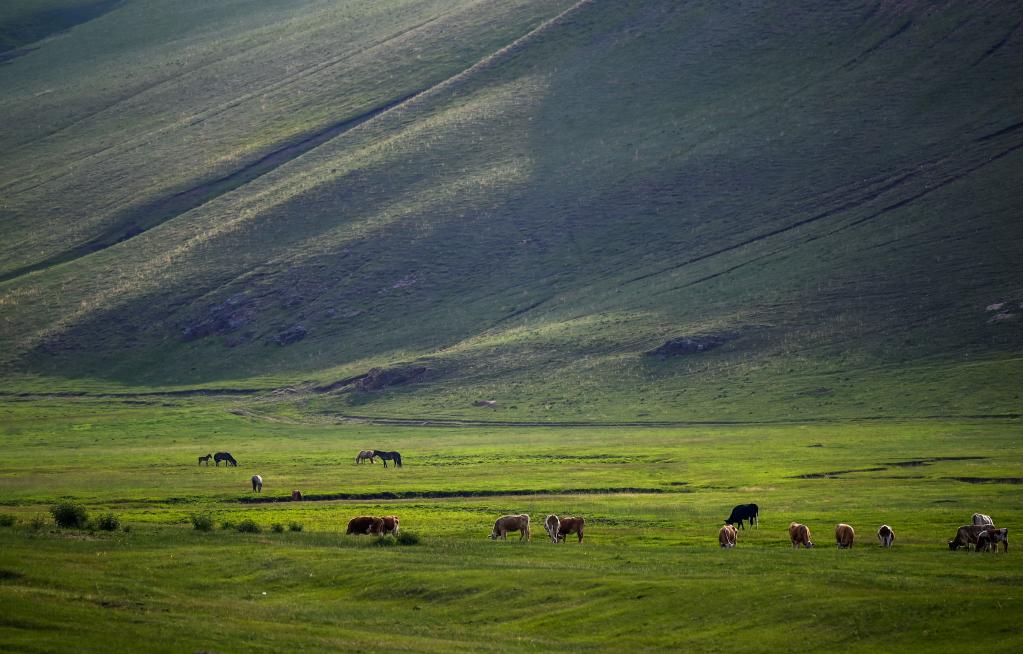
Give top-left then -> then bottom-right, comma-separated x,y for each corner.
976,528 -> 1008,553
346,516 -> 379,535
835,523 -> 855,548
198,453 -> 212,466
948,524 -> 994,551
556,516 -> 585,543
355,450 -> 376,464
544,515 -> 561,543
877,524 -> 895,548
719,524 -> 738,548
214,452 -> 237,467
291,490 -> 303,501
724,503 -> 759,529
789,522 -> 813,548
489,514 -> 530,541
251,475 -> 263,492
377,516 -> 399,536
972,513 -> 994,527
367,517 -> 386,536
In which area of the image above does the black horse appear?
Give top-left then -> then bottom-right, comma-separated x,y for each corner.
372,450 -> 402,468
214,452 -> 238,467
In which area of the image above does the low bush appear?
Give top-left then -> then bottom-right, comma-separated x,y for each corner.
0,514 -> 15,527
235,519 -> 260,533
97,514 -> 120,531
372,535 -> 396,547
396,531 -> 420,546
271,523 -> 284,533
220,521 -> 235,530
28,515 -> 46,531
50,501 -> 88,529
288,522 -> 304,532
190,513 -> 214,531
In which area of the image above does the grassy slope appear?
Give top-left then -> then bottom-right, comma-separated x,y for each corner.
1,1 -> 1022,424
0,398 -> 1021,652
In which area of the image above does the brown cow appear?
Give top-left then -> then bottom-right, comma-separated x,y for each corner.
948,524 -> 995,551
877,524 -> 894,548
789,522 -> 813,548
291,490 -> 303,501
719,524 -> 737,548
835,523 -> 855,548
380,516 -> 400,536
976,528 -> 1008,553
556,516 -> 584,543
489,514 -> 530,541
346,516 -> 379,535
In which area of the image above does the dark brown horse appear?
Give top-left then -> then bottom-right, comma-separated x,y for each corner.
214,452 -> 237,467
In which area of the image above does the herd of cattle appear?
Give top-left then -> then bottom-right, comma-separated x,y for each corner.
719,510 -> 1008,552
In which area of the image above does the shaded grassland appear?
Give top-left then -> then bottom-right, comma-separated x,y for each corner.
1,398 -> 1021,652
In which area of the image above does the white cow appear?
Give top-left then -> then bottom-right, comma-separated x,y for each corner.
972,513 -> 994,526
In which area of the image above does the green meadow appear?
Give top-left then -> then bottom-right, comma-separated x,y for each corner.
1,397 -> 1020,652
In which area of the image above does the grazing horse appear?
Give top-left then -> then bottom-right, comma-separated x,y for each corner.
877,524 -> 895,548
372,450 -> 402,468
214,452 -> 237,467
835,523 -> 855,548
355,450 -> 376,464
198,454 -> 212,466
251,475 -> 263,492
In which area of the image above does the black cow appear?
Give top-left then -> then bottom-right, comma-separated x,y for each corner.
724,503 -> 759,529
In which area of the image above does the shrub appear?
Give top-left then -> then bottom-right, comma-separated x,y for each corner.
220,521 -> 235,530
28,515 -> 46,531
271,523 -> 284,533
288,522 -> 304,532
122,524 -> 131,533
97,514 -> 120,531
372,535 -> 396,547
50,501 -> 88,529
190,513 -> 214,531
396,531 -> 420,546
235,519 -> 261,533
0,514 -> 15,527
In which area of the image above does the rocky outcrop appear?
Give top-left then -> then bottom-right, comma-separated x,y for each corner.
645,335 -> 728,359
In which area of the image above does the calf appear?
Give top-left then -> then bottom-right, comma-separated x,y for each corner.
544,515 -> 561,543
789,522 -> 813,548
724,503 -> 759,530
719,524 -> 737,548
835,523 -> 855,548
948,524 -> 994,551
877,524 -> 895,548
346,516 -> 378,535
972,513 -> 994,527
489,514 -> 530,541
380,516 -> 400,536
556,516 -> 585,543
976,528 -> 1008,553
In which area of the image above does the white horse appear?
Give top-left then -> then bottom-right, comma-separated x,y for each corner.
251,475 -> 263,492
355,450 -> 376,464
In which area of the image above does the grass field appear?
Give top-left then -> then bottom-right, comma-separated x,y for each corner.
1,397 -> 1020,652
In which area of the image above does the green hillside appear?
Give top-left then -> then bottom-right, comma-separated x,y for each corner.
1,0 -> 1022,421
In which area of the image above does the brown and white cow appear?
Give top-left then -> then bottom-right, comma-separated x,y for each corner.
544,515 -> 561,543
835,523 -> 855,549
877,524 -> 894,548
948,524 -> 994,551
976,528 -> 1008,553
346,516 -> 379,535
719,524 -> 738,548
556,516 -> 584,543
972,513 -> 994,527
380,516 -> 400,536
789,522 -> 813,548
489,514 -> 530,541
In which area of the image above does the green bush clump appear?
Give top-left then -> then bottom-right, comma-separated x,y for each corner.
288,522 -> 304,532
50,501 -> 89,529
235,519 -> 261,533
271,523 -> 284,533
0,514 -> 15,527
396,531 -> 420,546
97,514 -> 120,531
28,515 -> 46,531
220,521 -> 235,530
372,535 -> 396,547
190,513 -> 214,531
